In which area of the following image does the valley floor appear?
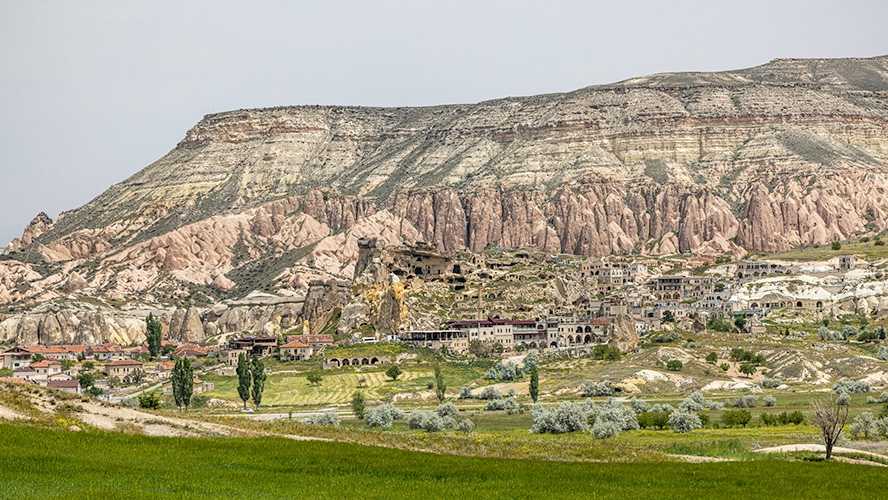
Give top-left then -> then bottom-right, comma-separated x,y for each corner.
0,422 -> 885,500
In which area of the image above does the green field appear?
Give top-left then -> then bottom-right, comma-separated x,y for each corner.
761,238 -> 888,261
203,364 -> 484,407
0,422 -> 884,499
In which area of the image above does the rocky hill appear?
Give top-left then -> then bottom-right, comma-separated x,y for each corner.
2,55 -> 888,345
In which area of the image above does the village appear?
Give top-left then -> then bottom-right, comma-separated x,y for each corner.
3,238 -> 886,404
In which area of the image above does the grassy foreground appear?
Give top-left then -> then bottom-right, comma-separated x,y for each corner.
0,423 -> 884,499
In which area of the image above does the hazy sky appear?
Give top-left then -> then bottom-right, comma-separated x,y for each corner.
2,1 -> 887,244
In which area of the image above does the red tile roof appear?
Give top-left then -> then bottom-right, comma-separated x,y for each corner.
48,379 -> 80,389
280,340 -> 309,349
106,359 -> 143,367
29,360 -> 61,369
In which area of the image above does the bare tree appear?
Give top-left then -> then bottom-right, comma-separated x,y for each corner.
812,397 -> 849,460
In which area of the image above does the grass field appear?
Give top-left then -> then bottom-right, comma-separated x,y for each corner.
0,422 -> 884,499
762,238 -> 888,261
203,364 -> 484,407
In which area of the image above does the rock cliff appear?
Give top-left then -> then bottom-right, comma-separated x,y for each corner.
2,55 -> 888,345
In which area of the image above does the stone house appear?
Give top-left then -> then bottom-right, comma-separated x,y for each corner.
104,359 -> 143,379
279,339 -> 313,361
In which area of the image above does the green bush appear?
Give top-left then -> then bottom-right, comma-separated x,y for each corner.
665,359 -> 683,372
705,352 -> 718,364
137,391 -> 162,410
637,411 -> 670,429
591,345 -> 621,361
721,409 -> 752,427
761,411 -> 805,426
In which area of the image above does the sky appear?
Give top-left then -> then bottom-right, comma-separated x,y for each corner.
1,0 -> 887,245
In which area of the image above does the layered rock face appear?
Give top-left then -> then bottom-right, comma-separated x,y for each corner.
2,55 -> 888,344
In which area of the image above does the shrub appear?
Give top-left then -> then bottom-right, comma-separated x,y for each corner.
761,377 -> 782,389
719,362 -> 730,372
648,403 -> 675,414
763,395 -> 777,407
457,418 -> 475,433
458,386 -> 473,399
592,419 -> 622,439
665,359 -> 683,371
486,361 -> 523,381
722,409 -> 752,427
729,347 -> 765,364
731,395 -> 757,408
591,345 -> 621,361
638,411 -> 670,429
836,390 -> 851,406
784,410 -> 805,425
650,331 -> 681,343
365,403 -> 404,429
478,386 -> 501,400
668,409 -> 702,433
850,412 -> 879,439
385,365 -> 402,381
834,379 -> 870,394
875,417 -> 888,438
591,400 -> 639,431
531,402 -> 590,434
436,402 -> 459,418
866,392 -> 888,404
705,352 -> 718,364
581,381 -> 616,397
407,411 -> 444,432
485,397 -> 519,413
137,391 -> 162,410
761,411 -> 805,426
351,391 -> 366,419
679,391 -> 723,412
877,346 -> 888,361
302,411 -> 339,426
630,398 -> 649,414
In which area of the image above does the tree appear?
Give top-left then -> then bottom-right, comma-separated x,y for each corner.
831,241 -> 842,251
351,391 -> 366,419
434,365 -> 447,402
739,362 -> 757,378
146,313 -> 163,359
171,357 -> 193,409
123,369 -> 145,386
529,364 -> 540,403
662,310 -> 675,323
705,352 -> 718,364
138,391 -> 162,410
31,353 -> 45,362
307,372 -> 323,386
386,365 -> 402,381
251,357 -> 266,408
78,371 -> 96,391
733,315 -> 747,332
236,353 -> 252,410
812,397 -> 849,460
665,359 -> 683,371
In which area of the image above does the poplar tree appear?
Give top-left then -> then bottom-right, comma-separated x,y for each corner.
236,353 -> 252,410
434,365 -> 446,402
529,364 -> 540,403
251,356 -> 267,408
146,314 -> 162,359
171,357 -> 193,409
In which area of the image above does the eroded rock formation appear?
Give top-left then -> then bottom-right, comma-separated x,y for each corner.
2,55 -> 888,345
